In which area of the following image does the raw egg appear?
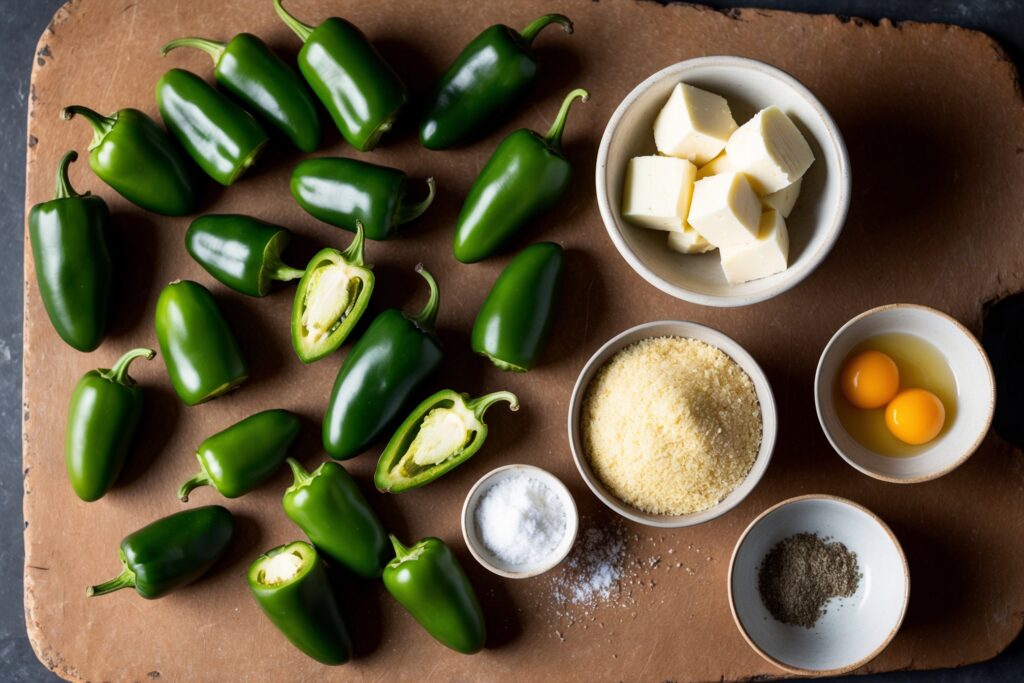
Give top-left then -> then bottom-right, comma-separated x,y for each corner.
839,350 -> 900,409
885,388 -> 946,445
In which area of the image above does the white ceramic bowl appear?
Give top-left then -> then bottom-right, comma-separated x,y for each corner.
729,495 -> 909,675
815,304 -> 995,483
567,320 -> 777,528
595,56 -> 851,307
461,464 -> 578,579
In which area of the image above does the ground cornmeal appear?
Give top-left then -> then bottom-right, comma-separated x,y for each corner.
580,336 -> 762,515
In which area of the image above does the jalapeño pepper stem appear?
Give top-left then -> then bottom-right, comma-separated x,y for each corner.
544,88 -> 589,148
264,253 -> 306,283
178,470 -> 213,502
466,390 -> 519,417
286,457 -> 313,486
519,13 -> 574,46
53,150 -> 85,200
161,37 -> 227,64
60,105 -> 115,150
340,221 -> 367,266
100,347 -> 156,385
273,0 -> 314,42
392,177 -> 437,226
389,534 -> 414,561
87,565 -> 134,597
410,264 -> 440,332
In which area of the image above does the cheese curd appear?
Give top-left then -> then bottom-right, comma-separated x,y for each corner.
621,155 -> 696,231
653,83 -> 737,165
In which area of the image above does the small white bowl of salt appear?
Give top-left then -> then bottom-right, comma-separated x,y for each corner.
462,464 -> 579,578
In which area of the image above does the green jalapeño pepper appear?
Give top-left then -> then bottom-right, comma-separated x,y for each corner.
65,348 -> 155,502
283,458 -> 389,579
248,541 -> 352,665
274,0 -> 408,151
186,214 -> 305,297
162,33 -> 322,152
383,535 -> 486,654
291,222 -> 374,364
472,242 -> 564,372
88,505 -> 234,599
375,390 -> 518,493
61,105 -> 196,216
290,157 -> 436,241
419,13 -> 573,150
453,88 -> 588,263
178,409 -> 301,501
155,280 -> 248,405
323,265 -> 443,459
29,151 -> 112,352
157,68 -> 270,186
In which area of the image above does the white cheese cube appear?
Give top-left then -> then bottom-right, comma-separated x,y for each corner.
762,177 -> 802,218
653,83 -> 737,165
667,225 -> 715,254
725,106 -> 814,193
719,209 -> 790,283
696,151 -> 734,179
687,172 -> 762,247
621,155 -> 696,231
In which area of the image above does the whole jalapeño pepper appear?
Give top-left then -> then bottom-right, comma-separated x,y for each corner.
472,242 -> 564,372
178,409 -> 301,501
157,68 -> 270,186
420,13 -> 573,150
61,105 -> 196,216
323,265 -> 443,459
155,280 -> 248,406
248,541 -> 352,665
375,390 -> 518,493
29,151 -> 113,352
65,348 -> 155,502
273,0 -> 408,151
383,535 -> 486,654
453,89 -> 588,263
291,221 -> 374,364
186,214 -> 305,297
88,505 -> 234,599
290,157 -> 436,241
162,33 -> 322,152
283,458 -> 389,579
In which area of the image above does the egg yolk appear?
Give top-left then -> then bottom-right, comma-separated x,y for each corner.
885,388 -> 946,445
839,350 -> 900,409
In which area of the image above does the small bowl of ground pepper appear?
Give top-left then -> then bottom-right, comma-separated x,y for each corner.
728,495 -> 909,676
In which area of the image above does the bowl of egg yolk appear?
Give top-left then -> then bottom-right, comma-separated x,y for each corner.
814,304 -> 995,483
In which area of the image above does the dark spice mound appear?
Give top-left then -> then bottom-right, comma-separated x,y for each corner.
757,532 -> 861,629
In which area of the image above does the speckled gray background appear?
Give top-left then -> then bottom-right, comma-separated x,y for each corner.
4,1 -> 1023,681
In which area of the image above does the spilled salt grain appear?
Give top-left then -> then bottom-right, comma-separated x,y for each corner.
475,473 -> 567,568
550,523 -> 626,607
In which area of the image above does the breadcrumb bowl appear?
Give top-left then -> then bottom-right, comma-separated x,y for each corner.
567,320 -> 777,528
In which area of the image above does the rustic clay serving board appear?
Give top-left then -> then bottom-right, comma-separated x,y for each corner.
22,0 -> 1024,680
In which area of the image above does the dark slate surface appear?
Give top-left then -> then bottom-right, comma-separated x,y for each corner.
3,1 -> 1022,681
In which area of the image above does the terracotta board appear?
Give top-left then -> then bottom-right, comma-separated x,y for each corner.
22,0 -> 1024,681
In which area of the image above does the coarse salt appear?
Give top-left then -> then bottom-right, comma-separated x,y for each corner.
475,473 -> 567,569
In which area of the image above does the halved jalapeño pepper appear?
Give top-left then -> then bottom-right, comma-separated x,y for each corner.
323,265 -> 443,459
375,390 -> 518,493
453,88 -> 588,263
274,0 -> 408,151
88,505 -> 234,599
291,222 -> 374,363
178,409 -> 301,501
65,348 -> 155,502
29,151 -> 113,352
162,33 -> 322,152
248,541 -> 352,665
61,105 -> 196,216
290,157 -> 436,241
186,214 -> 305,297
419,13 -> 573,150
383,535 -> 486,655
283,458 -> 389,578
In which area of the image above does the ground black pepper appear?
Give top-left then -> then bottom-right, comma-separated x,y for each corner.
757,532 -> 861,629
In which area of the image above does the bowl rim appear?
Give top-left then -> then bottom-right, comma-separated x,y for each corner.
594,54 -> 851,308
460,463 -> 579,579
813,303 -> 996,484
727,493 -> 911,676
566,319 -> 777,528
